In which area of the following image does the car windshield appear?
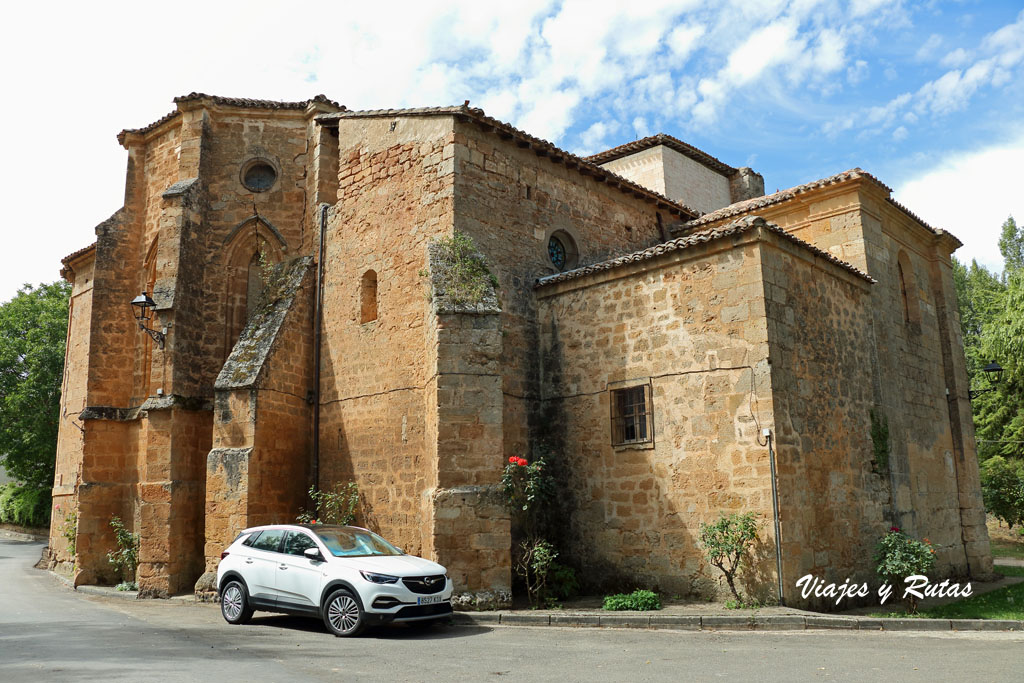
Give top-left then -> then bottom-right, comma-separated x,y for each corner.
314,526 -> 403,557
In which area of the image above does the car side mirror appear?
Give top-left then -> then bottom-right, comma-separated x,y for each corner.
304,547 -> 323,562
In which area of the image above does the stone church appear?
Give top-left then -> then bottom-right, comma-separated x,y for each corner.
51,93 -> 993,606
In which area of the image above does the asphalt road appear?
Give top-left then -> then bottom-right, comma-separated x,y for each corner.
1,536 -> 1022,682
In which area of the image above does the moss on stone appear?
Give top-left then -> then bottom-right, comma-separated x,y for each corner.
426,231 -> 500,313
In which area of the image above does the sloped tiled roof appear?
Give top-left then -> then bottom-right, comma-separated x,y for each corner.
117,93 -> 343,142
59,242 -> 97,281
535,215 -> 874,287
317,104 -> 700,219
678,168 -> 956,245
61,242 -> 96,266
584,133 -> 738,176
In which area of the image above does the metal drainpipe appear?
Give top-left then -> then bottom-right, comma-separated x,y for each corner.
312,204 -> 327,491
766,429 -> 785,606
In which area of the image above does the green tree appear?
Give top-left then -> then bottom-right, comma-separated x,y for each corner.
979,456 -> 1024,530
0,282 -> 70,488
698,511 -> 761,601
953,216 -> 1024,465
998,216 -> 1024,275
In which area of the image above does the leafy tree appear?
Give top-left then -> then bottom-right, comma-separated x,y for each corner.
0,282 -> 70,488
953,216 -> 1024,464
874,527 -> 936,614
998,216 -> 1024,275
698,511 -> 760,601
979,456 -> 1024,530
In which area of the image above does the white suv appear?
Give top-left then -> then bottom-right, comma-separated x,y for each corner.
216,524 -> 453,636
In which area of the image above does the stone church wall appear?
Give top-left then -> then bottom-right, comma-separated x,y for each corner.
317,115 -> 457,559
452,121 -> 673,468
688,179 -> 993,579
758,229 -> 883,600
536,231 -> 777,596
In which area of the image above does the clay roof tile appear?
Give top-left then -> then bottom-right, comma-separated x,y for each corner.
584,133 -> 738,176
317,104 -> 701,219
117,93 -> 344,143
535,215 -> 874,287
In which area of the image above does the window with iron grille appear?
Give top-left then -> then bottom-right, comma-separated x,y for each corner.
611,384 -> 653,446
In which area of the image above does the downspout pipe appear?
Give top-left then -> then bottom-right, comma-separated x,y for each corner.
312,203 -> 327,491
766,429 -> 785,606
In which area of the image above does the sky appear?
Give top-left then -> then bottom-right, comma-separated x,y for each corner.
1,0 -> 1022,303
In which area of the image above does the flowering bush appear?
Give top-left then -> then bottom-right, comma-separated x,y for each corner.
502,453 -> 560,606
501,456 -> 554,526
874,526 -> 937,613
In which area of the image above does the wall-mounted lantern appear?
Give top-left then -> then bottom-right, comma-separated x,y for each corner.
131,292 -> 166,349
968,360 -> 1003,400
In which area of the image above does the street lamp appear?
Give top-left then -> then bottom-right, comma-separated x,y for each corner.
131,292 -> 166,349
968,360 -> 1003,400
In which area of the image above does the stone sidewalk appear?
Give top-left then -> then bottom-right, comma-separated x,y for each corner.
17,527 -> 1021,635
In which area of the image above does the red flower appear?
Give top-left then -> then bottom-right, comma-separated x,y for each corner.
516,457 -> 528,467
890,526 -> 900,533
509,456 -> 517,464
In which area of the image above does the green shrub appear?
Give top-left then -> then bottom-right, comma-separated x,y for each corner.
874,527 -> 936,613
548,561 -> 580,601
515,538 -> 558,608
0,483 -> 51,528
870,409 -> 890,473
297,483 -> 359,526
602,589 -> 662,611
106,516 -> 139,584
698,511 -> 760,601
980,456 -> 1024,530
427,232 -> 499,308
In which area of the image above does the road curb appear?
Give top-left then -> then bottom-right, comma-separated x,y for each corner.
0,529 -> 47,542
451,611 -> 1024,632
36,564 -> 1024,634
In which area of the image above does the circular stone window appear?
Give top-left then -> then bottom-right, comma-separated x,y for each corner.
241,160 -> 277,193
547,231 -> 579,271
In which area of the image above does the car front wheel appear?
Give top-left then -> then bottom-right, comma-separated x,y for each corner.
323,588 -> 365,637
221,580 -> 254,625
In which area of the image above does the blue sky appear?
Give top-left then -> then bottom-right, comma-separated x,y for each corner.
2,0 -> 1022,303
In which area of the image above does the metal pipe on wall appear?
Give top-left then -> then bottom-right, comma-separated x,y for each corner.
766,429 -> 785,606
312,203 -> 328,491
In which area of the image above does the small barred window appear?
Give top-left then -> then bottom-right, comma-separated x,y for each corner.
611,384 -> 653,446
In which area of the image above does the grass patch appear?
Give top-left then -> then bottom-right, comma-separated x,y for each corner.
991,539 -> 1024,560
870,566 -> 1024,620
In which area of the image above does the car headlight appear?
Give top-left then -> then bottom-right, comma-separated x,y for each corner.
360,571 -> 399,584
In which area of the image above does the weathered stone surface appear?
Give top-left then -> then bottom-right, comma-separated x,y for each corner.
51,94 -> 991,609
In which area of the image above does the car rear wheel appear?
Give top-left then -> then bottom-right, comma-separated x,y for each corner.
221,580 -> 254,625
323,588 -> 365,637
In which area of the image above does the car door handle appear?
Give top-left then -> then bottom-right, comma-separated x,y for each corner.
244,558 -> 253,564
279,564 -> 288,570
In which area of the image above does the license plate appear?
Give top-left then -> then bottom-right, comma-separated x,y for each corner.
417,595 -> 445,605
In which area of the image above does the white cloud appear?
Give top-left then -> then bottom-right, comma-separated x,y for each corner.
940,48 -> 970,68
824,11 -> 1024,136
895,132 -> 1024,271
914,34 -> 943,61
847,59 -> 869,84
892,126 -> 908,141
1,0 -> 1021,301
579,121 -> 618,153
667,23 -> 706,60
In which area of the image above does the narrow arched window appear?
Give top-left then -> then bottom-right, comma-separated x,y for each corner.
246,252 -> 264,321
360,269 -> 378,323
896,250 -> 920,326
898,261 -> 910,324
